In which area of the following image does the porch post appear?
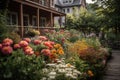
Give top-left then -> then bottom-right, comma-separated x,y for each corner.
37,8 -> 39,30
51,12 -> 53,27
20,3 -> 23,38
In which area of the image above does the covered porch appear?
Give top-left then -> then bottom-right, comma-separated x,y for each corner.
7,0 -> 66,37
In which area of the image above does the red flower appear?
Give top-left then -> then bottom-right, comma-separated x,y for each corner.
19,41 -> 28,47
48,41 -> 55,45
61,38 -> 65,43
3,38 -> 13,45
23,46 -> 34,55
23,46 -> 33,51
0,44 -> 2,49
1,46 -> 13,55
33,40 -> 41,45
2,42 -> 11,46
43,41 -> 53,49
41,49 -> 51,56
14,44 -> 21,49
39,36 -> 48,41
23,38 -> 31,43
24,49 -> 34,55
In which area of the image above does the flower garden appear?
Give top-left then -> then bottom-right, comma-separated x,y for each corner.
0,29 -> 111,80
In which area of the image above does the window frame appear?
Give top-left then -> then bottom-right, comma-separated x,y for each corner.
32,16 -> 37,27
40,17 -> 46,27
23,14 -> 29,26
7,12 -> 18,26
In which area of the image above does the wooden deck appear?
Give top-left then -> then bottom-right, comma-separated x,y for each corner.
103,50 -> 120,80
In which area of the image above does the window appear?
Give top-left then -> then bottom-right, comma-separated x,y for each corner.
32,16 -> 37,27
63,0 -> 72,4
51,0 -> 54,7
23,15 -> 29,26
7,12 -> 18,25
63,9 -> 65,13
40,0 -> 45,6
40,17 -> 46,27
67,8 -> 70,13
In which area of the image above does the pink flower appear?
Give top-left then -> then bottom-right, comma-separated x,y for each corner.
43,41 -> 53,49
14,44 -> 21,49
24,49 -> 34,55
0,44 -> 2,49
3,38 -> 13,45
1,46 -> 13,55
43,29 -> 49,33
23,38 -> 31,43
41,49 -> 51,56
23,46 -> 33,51
33,40 -> 41,45
39,36 -> 48,41
23,46 -> 34,55
19,41 -> 28,47
48,41 -> 55,45
2,42 -> 11,46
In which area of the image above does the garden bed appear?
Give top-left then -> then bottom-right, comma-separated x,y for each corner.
0,29 -> 111,80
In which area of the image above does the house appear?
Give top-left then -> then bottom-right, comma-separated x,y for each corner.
7,0 -> 66,37
55,0 -> 86,26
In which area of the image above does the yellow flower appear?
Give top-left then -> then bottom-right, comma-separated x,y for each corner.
51,49 -> 57,54
87,70 -> 94,77
66,63 -> 72,67
54,44 -> 61,49
57,49 -> 64,55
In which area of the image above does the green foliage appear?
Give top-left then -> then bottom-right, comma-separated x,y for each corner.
0,13 -> 8,42
5,32 -> 21,44
26,29 -> 40,37
0,49 -> 44,80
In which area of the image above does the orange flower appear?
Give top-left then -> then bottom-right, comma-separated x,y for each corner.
3,38 -> 13,45
33,40 -> 41,45
1,46 -> 13,55
87,70 -> 94,77
51,49 -> 57,54
14,44 -> 21,49
57,49 -> 64,55
54,44 -> 61,49
19,41 -> 28,47
23,38 -> 31,43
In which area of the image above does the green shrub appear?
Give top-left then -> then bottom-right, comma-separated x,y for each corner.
5,32 -> 21,44
26,29 -> 40,37
0,49 -> 44,80
0,13 -> 8,42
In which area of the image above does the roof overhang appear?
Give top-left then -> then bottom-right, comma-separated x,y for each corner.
13,0 -> 66,16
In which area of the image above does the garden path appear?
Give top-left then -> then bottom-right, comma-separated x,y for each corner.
103,50 -> 120,80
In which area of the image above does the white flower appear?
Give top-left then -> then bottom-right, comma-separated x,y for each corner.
49,76 -> 56,79
65,68 -> 72,71
41,77 -> 47,80
58,69 -> 66,73
46,63 -> 56,67
73,70 -> 82,75
42,68 -> 48,73
49,72 -> 56,76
